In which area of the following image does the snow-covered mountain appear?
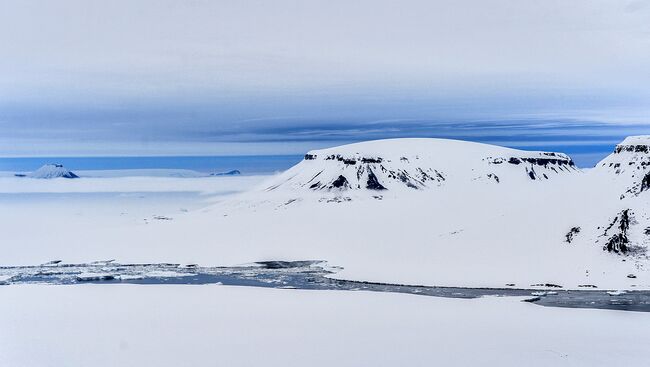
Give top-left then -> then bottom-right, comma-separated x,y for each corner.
587,136 -> 650,257
26,164 -> 79,179
264,138 -> 578,195
212,136 -> 649,289
593,135 -> 650,198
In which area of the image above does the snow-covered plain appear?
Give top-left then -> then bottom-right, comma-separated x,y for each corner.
0,285 -> 648,367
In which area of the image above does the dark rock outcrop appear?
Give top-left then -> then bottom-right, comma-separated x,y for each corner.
603,209 -> 632,254
330,175 -> 351,189
565,227 -> 581,243
366,169 -> 386,190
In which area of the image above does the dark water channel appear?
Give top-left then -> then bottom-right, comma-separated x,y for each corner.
1,260 -> 649,312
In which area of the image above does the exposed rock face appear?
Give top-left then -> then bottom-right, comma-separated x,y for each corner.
365,169 -> 386,190
28,164 -> 79,179
640,172 -> 650,194
279,152 -> 446,192
602,209 -> 632,254
487,153 -> 576,181
565,227 -> 581,243
329,175 -> 351,190
596,208 -> 647,257
595,136 -> 650,197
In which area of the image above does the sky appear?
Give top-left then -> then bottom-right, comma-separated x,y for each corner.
1,0 -> 649,166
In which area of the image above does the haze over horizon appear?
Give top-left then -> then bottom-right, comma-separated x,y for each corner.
1,0 -> 649,165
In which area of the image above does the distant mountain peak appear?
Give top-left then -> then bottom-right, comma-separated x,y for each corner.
27,164 -> 79,179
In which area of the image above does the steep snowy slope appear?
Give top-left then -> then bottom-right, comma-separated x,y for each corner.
263,139 -> 578,198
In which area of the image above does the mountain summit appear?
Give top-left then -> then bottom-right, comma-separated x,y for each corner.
28,164 -> 79,179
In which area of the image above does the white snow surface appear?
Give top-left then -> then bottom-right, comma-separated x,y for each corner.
2,137 -> 650,289
0,285 -> 647,367
619,135 -> 650,145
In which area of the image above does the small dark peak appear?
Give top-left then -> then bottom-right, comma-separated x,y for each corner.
487,173 -> 500,183
304,154 -> 317,160
565,227 -> 581,243
366,169 -> 387,190
399,157 -> 409,162
508,157 -> 522,165
329,175 -> 351,189
309,182 -> 322,190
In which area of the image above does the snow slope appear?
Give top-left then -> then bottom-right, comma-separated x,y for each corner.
0,285 -> 647,367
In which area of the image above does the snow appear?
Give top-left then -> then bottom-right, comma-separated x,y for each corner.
619,135 -> 650,146
0,285 -> 647,367
0,174 -> 266,194
2,138 -> 650,364
1,137 -> 649,290
265,138 -> 577,194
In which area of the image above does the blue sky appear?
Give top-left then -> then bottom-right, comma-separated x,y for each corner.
1,0 -> 649,167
